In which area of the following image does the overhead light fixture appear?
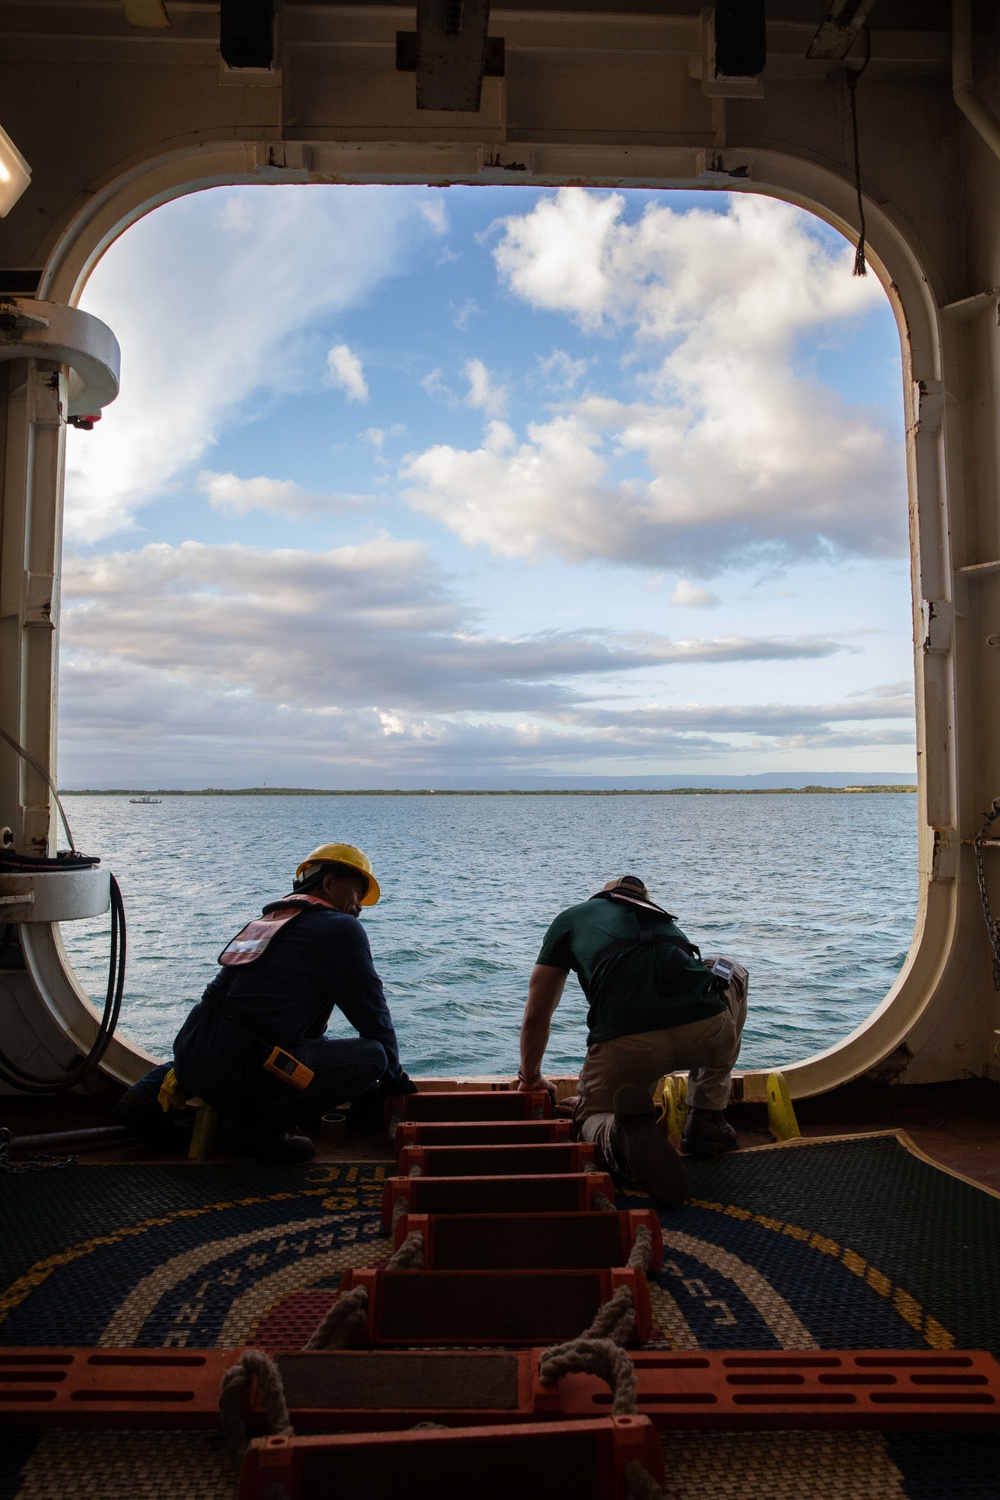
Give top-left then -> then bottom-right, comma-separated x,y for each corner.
0,125 -> 30,218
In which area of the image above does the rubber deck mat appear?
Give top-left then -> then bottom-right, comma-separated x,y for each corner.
3,1139 -> 1000,1496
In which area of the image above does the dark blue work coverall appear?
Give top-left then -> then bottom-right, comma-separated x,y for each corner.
128,903 -> 406,1132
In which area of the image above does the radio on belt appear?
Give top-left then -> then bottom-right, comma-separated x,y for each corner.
263,1047 -> 315,1090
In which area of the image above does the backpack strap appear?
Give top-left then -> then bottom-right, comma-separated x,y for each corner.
587,902 -> 701,999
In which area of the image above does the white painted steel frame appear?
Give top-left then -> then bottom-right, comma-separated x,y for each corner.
0,47 -> 996,1096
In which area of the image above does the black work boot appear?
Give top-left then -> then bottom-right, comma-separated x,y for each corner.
111,1086 -> 189,1147
607,1085 -> 688,1209
681,1108 -> 739,1158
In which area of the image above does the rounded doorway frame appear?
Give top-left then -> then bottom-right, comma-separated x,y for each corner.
27,137 -> 967,1101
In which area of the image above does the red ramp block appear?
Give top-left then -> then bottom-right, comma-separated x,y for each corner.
381,1170 -> 616,1228
398,1142 -> 599,1177
254,1349 -> 536,1431
395,1210 -> 662,1272
389,1090 -> 553,1122
0,1348 -> 238,1429
336,1266 -> 651,1347
239,1415 -> 663,1500
548,1349 -> 1000,1431
394,1120 -> 574,1154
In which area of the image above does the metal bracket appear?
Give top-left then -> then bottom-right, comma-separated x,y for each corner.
914,379 -> 944,435
0,300 -> 120,418
919,598 -> 953,654
412,0 -> 496,112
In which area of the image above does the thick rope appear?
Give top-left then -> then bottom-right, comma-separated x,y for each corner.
626,1223 -> 653,1275
537,1283 -> 638,1416
537,1278 -> 666,1498
387,1229 -> 425,1270
304,1283 -> 369,1350
218,1349 -> 293,1462
585,1283 -> 636,1345
539,1337 -> 637,1414
391,1193 -> 409,1233
583,1155 -> 616,1213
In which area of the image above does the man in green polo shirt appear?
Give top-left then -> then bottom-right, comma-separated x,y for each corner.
516,875 -> 748,1207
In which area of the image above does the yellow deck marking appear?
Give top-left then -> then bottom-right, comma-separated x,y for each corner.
688,1197 -> 954,1350
0,1167 -> 385,1327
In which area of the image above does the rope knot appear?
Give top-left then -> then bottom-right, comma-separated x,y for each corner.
304,1282 -> 369,1350
218,1349 -> 292,1464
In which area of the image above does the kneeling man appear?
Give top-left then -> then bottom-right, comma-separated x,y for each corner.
113,842 -> 414,1161
517,875 -> 747,1207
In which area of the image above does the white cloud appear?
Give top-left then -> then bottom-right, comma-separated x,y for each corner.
57,535 -> 910,782
326,342 -> 369,402
417,197 -> 449,235
57,649 -> 913,787
403,192 -> 905,572
463,358 -> 508,418
538,349 -> 589,390
451,298 -> 479,330
62,539 -> 847,720
362,428 -> 385,450
671,579 -> 719,608
67,186 -> 441,541
421,367 -> 453,402
197,470 -> 367,518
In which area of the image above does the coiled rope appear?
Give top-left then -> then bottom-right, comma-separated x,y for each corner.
219,1349 -> 293,1462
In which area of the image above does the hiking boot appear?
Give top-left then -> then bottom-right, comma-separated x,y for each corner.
607,1085 -> 688,1208
217,1120 -> 316,1163
111,1087 -> 186,1146
681,1108 -> 739,1158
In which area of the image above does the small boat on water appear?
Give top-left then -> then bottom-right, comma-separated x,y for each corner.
128,795 -> 162,805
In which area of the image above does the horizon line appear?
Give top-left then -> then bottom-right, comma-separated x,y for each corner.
62,784 -> 918,796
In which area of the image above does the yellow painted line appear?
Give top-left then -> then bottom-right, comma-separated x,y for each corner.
688,1197 -> 954,1350
0,1167 -> 386,1327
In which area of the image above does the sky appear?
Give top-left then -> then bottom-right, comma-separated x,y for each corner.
59,184 -> 915,788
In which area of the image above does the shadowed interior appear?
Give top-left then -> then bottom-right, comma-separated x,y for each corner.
377,1271 -> 607,1342
275,1352 -> 521,1410
426,1212 -> 625,1269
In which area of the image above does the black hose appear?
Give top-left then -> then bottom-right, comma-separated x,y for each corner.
0,873 -> 127,1094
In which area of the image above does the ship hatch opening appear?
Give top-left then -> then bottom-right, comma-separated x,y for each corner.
54,182 -> 916,1083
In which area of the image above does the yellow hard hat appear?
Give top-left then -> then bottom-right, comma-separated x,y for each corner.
294,842 -> 380,905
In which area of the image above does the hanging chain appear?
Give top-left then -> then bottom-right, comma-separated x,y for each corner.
974,799 -> 1000,991
0,1126 -> 78,1174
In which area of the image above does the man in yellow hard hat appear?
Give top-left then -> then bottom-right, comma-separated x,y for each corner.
112,842 -> 415,1161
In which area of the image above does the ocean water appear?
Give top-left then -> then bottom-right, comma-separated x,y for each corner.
58,793 -> 918,1077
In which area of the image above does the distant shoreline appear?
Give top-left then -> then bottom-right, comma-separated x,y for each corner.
63,785 -> 917,797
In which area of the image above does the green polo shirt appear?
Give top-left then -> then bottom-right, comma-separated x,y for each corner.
536,894 -> 725,1045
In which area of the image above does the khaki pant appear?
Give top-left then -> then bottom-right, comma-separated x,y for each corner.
574,959 -> 748,1159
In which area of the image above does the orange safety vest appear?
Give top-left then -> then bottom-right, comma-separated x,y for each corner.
217,892 -> 337,967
